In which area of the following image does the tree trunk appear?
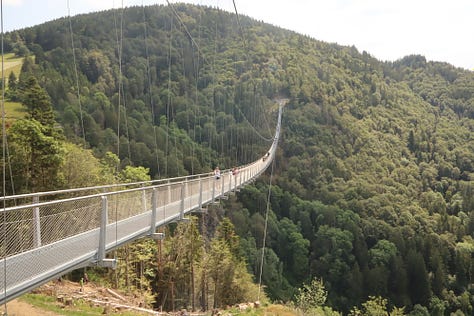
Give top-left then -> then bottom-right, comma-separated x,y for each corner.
171,280 -> 175,311
191,263 -> 195,311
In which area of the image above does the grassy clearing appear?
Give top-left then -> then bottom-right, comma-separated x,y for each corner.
0,53 -> 26,120
263,304 -> 298,316
5,100 -> 26,120
1,53 -> 23,83
217,303 -> 298,316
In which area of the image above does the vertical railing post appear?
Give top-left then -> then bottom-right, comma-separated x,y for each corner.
239,168 -> 242,188
167,180 -> 172,204
212,175 -> 216,201
185,180 -> 189,211
98,196 -> 108,262
221,174 -> 225,196
142,186 -> 147,212
180,181 -> 185,220
97,195 -> 116,268
32,196 -> 41,248
198,176 -> 203,210
150,188 -> 157,234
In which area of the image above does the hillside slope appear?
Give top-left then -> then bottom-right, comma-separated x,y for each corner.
3,4 -> 473,314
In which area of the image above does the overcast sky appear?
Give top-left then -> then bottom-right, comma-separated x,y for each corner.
3,0 -> 473,70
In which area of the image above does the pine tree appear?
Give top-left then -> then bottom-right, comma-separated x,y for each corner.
21,76 -> 57,134
8,119 -> 64,192
7,71 -> 19,101
406,250 -> 431,307
6,75 -> 64,193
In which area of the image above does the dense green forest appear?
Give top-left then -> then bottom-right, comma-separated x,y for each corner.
1,3 -> 473,315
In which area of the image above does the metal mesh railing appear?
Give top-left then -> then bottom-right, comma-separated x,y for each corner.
41,197 -> 102,246
1,208 -> 36,257
0,196 -> 104,257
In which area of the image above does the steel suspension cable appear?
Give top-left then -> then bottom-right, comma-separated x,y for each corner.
141,2 -> 161,178
0,1 -> 18,311
173,124 -> 181,176
210,19 -> 217,158
193,12 -> 203,166
1,1 -> 15,200
167,1 -> 271,167
166,1 -> 231,166
67,0 -> 86,146
116,3 -> 132,166
257,143 -> 276,301
232,0 -> 248,53
112,2 -> 132,168
181,39 -> 194,174
231,0 -> 273,143
171,34 -> 185,177
166,0 -> 210,67
191,22 -> 201,174
113,1 -> 124,173
4,137 -> 14,197
165,14 -> 173,176
166,0 -> 218,169
1,0 -> 6,311
164,8 -> 188,177
112,0 -> 126,266
234,103 -> 274,142
120,79 -> 132,164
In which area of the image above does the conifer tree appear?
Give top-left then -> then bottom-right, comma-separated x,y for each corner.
6,75 -> 64,192
7,71 -> 19,101
21,76 -> 56,133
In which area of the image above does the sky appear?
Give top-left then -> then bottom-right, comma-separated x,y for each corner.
2,0 -> 473,70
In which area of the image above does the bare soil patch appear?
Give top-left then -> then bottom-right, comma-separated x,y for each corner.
3,298 -> 62,316
1,279 -> 156,315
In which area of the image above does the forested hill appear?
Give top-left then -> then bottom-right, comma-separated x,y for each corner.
3,3 -> 473,315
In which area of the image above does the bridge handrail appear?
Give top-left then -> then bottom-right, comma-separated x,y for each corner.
0,165 -> 252,213
1,104 -> 283,204
0,150 -> 270,205
0,171 -> 212,202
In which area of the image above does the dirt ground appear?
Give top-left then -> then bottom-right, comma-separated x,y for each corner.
0,280 -> 154,316
2,298 -> 62,316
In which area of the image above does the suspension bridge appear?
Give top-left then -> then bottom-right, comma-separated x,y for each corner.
0,103 -> 282,305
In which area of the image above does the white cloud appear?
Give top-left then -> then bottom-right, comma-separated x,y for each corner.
4,0 -> 23,5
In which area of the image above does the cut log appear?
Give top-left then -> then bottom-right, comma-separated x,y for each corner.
106,288 -> 126,302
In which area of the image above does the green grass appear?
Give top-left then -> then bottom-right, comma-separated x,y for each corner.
5,100 -> 26,120
21,293 -> 152,316
1,53 -> 23,82
0,53 -> 26,120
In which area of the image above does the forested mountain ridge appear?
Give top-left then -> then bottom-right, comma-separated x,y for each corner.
2,3 -> 473,315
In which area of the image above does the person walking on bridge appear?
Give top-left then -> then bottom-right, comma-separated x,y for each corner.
214,166 -> 221,180
214,166 -> 221,192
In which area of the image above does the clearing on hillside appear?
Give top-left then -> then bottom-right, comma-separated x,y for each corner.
1,53 -> 23,82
